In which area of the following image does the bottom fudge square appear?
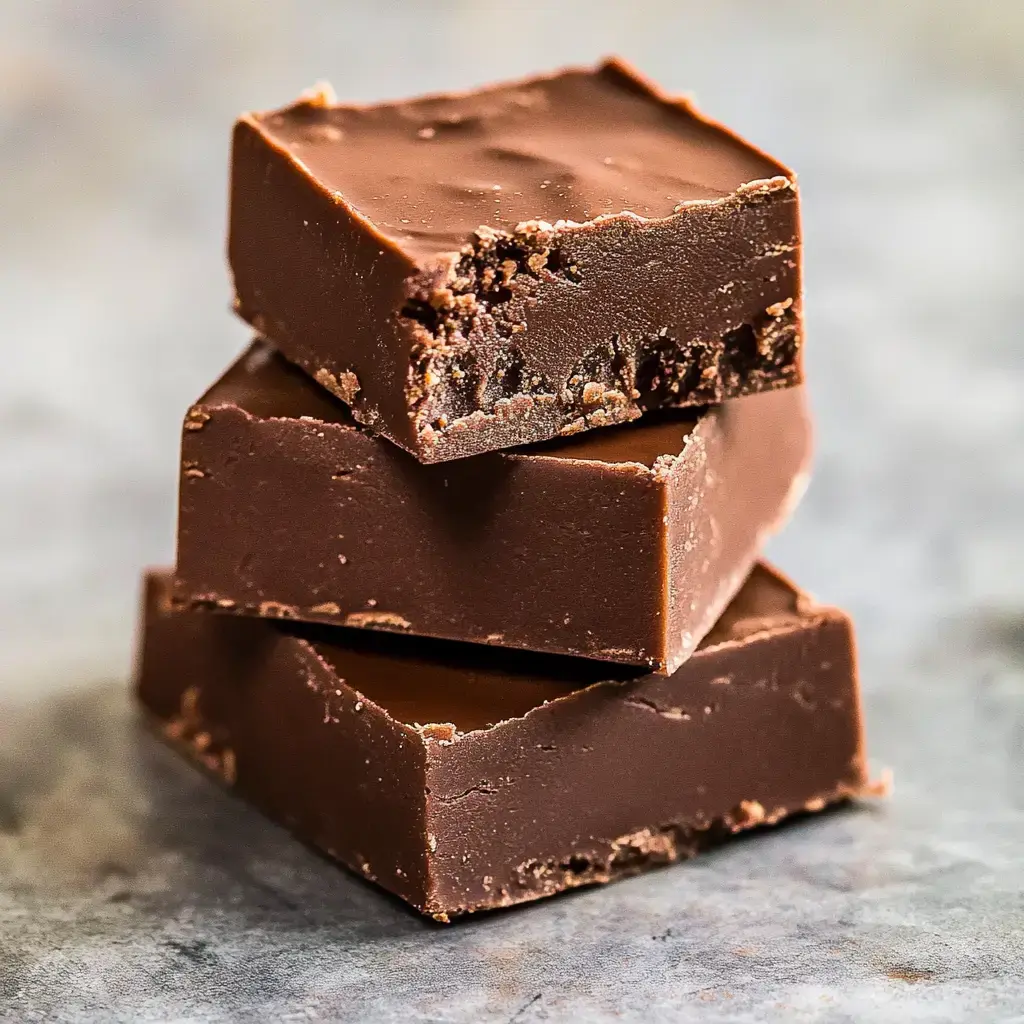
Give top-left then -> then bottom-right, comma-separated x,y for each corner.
136,563 -> 868,921
174,339 -> 812,675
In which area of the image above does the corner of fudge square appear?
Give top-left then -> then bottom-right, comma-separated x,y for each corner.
229,57 -> 803,461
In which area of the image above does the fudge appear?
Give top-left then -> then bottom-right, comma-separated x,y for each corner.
229,58 -> 802,462
138,563 -> 867,921
174,340 -> 812,674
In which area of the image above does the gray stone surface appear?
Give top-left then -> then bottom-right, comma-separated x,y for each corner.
1,1 -> 1023,1020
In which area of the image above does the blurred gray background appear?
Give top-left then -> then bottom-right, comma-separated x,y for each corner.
2,2 -> 1023,1022
2,0 -> 1022,688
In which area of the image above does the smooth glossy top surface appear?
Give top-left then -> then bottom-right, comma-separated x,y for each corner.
251,59 -> 786,258
522,406 -> 700,467
293,563 -> 804,732
201,340 -> 355,424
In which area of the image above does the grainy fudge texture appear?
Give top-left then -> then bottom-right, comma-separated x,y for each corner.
138,563 -> 867,921
174,341 -> 811,674
229,59 -> 803,462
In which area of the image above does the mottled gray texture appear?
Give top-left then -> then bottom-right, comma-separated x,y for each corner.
1,1 -> 1023,1021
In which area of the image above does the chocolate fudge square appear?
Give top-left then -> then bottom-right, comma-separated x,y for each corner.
174,340 -> 811,674
230,58 -> 802,462
138,563 -> 866,920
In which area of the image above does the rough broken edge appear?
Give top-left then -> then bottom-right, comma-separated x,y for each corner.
423,772 -> 881,922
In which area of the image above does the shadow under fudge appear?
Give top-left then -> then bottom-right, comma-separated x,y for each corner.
138,563 -> 868,922
174,341 -> 812,674
229,59 -> 802,462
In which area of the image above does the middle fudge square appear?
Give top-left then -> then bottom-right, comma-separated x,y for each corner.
229,58 -> 802,462
174,340 -> 811,674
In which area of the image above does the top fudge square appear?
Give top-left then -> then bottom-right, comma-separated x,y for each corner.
230,58 -> 802,463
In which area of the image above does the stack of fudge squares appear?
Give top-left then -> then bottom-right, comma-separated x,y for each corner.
135,59 -> 870,922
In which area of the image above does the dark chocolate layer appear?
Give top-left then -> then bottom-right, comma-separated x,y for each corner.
174,341 -> 811,673
137,563 -> 868,919
229,59 -> 802,461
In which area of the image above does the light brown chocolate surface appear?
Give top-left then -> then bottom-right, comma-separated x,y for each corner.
229,59 -> 802,461
138,563 -> 868,919
254,62 -> 781,259
174,341 -> 811,673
